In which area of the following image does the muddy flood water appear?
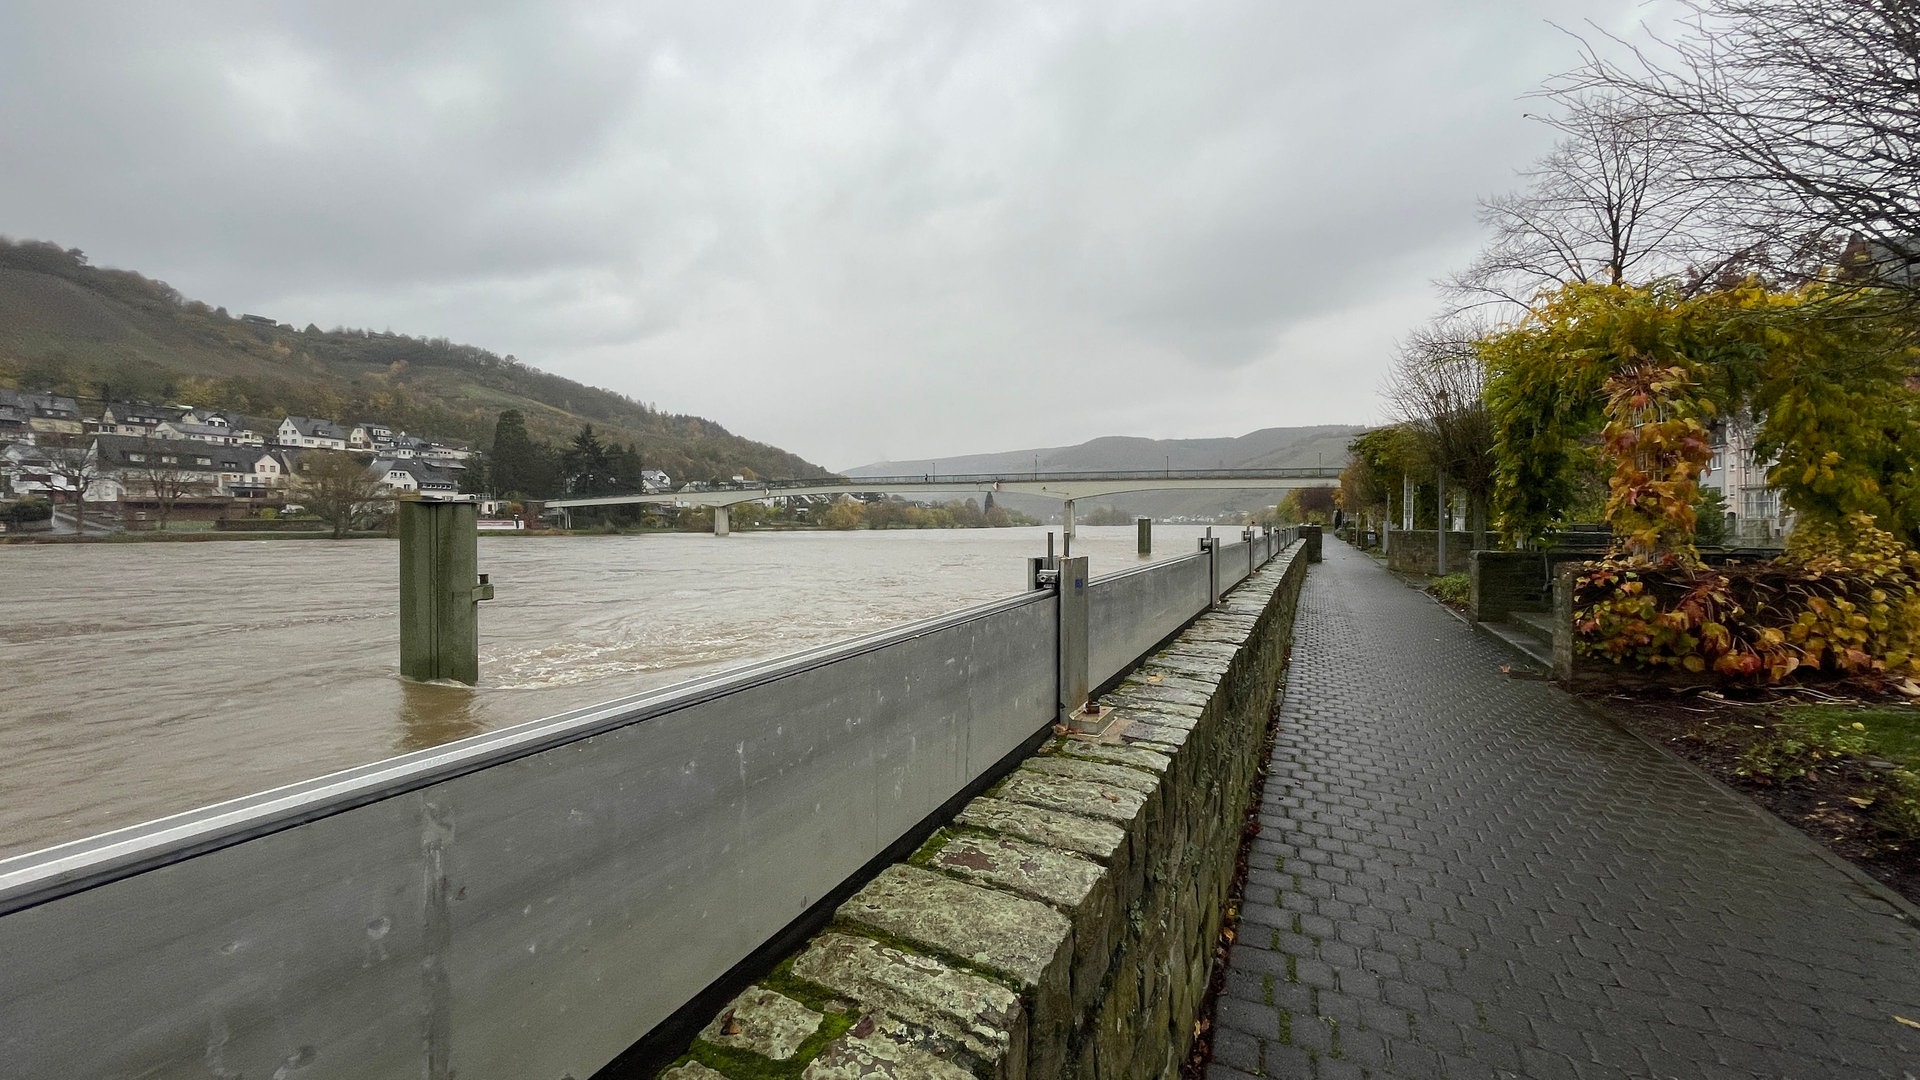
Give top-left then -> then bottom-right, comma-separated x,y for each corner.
0,524 -> 1220,858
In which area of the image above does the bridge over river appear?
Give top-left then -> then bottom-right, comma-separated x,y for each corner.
544,466 -> 1343,535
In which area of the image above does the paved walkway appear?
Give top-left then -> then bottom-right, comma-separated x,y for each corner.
1209,540 -> 1920,1080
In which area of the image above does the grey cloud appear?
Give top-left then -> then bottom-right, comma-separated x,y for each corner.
0,0 -> 1674,466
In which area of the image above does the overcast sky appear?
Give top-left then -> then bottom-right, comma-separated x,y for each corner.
1,1 -> 1672,469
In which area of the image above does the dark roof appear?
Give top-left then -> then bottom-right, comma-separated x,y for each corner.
0,389 -> 80,418
106,401 -> 189,425
94,435 -> 281,475
375,457 -> 460,488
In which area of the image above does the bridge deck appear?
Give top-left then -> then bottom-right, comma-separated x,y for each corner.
545,468 -> 1342,509
1209,540 -> 1920,1078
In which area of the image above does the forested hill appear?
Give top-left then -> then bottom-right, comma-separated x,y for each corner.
0,238 -> 826,481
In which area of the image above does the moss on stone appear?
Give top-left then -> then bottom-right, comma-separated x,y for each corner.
680,1009 -> 854,1080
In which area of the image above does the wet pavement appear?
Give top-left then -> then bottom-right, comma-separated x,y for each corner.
1208,540 -> 1920,1080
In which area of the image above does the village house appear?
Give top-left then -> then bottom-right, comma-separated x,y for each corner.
153,419 -> 243,446
0,442 -> 58,498
100,401 -> 189,437
85,435 -> 302,511
0,389 -> 84,439
0,403 -> 28,443
348,422 -> 396,451
182,409 -> 268,446
276,416 -> 348,450
372,456 -> 460,495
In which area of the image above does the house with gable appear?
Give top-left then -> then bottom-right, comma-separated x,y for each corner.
225,449 -> 299,500
0,442 -> 56,497
92,434 -> 226,499
182,409 -> 268,447
153,420 -> 243,446
277,417 -> 348,450
101,401 -> 189,437
1,389 -> 84,438
348,422 -> 396,451
372,456 -> 460,495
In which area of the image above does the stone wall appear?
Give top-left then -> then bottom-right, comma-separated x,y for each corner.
1470,550 -> 1610,623
1385,529 -> 1474,575
655,545 -> 1310,1080
1299,523 -> 1322,563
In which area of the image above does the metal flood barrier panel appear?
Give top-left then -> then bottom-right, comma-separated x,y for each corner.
0,592 -> 1057,1080
1216,539 -> 1252,592
1084,552 -> 1214,689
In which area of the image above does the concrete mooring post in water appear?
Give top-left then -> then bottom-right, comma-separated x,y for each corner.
399,498 -> 495,685
1137,516 -> 1151,556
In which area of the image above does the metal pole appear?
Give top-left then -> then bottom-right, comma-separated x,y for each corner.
1137,516 -> 1151,556
1062,499 -> 1075,557
1436,470 -> 1447,576
1201,528 -> 1219,607
1055,555 -> 1089,725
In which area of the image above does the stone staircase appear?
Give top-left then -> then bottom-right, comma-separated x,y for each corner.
1481,608 -> 1554,671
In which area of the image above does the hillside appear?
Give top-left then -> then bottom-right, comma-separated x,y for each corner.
847,425 -> 1364,521
0,238 -> 826,482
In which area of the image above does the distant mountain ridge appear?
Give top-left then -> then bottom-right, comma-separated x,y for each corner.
846,425 -> 1361,476
847,425 -> 1364,521
0,237 -> 826,482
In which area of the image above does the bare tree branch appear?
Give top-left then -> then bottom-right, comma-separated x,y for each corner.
1557,0 -> 1920,290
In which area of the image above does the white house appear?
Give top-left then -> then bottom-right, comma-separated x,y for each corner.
348,422 -> 398,451
372,457 -> 459,495
153,420 -> 241,446
183,410 -> 268,447
277,417 -> 348,450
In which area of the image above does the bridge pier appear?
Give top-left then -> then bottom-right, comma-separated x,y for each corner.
713,505 -> 731,537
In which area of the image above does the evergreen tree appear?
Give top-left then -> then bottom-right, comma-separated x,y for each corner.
561,424 -> 615,496
489,410 -> 543,497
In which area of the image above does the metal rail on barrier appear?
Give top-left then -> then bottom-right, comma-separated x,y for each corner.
0,536 -> 1299,1080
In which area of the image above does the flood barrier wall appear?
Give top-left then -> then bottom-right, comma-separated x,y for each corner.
0,529 -> 1293,1080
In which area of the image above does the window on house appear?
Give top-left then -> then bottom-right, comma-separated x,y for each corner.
161,455 -> 178,464
128,453 -> 146,462
195,457 -> 212,466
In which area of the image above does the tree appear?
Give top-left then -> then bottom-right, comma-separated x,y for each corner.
40,437 -> 97,534
1481,279 -> 1920,552
1341,426 -> 1424,536
487,410 -> 546,497
1449,94 -> 1714,310
1384,321 -> 1499,549
457,454 -> 488,496
295,451 -> 388,539
117,435 -> 213,531
1277,487 -> 1338,524
821,496 -> 865,530
1565,0 -> 1920,291
560,425 -> 614,497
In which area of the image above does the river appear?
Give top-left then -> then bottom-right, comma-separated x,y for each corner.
0,524 -> 1224,858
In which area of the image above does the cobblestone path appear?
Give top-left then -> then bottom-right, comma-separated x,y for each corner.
1208,540 -> 1920,1080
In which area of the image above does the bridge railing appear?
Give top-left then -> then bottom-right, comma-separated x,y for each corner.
640,467 -> 1340,496
0,534 -> 1300,1080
